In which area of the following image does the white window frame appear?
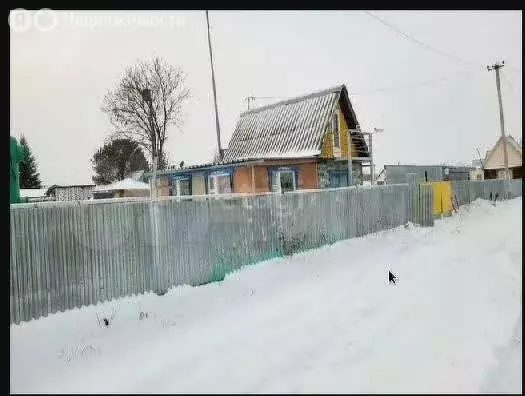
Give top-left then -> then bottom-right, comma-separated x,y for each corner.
497,169 -> 510,180
208,173 -> 232,195
173,178 -> 191,197
276,170 -> 296,193
208,174 -> 216,193
332,112 -> 341,150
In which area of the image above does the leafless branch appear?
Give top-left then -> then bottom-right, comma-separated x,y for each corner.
101,56 -> 191,169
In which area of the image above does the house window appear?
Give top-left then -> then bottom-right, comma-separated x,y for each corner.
497,169 -> 510,180
329,171 -> 348,188
271,169 -> 297,193
168,175 -> 192,196
173,178 -> 191,196
279,170 -> 296,192
208,173 -> 232,194
332,112 -> 340,150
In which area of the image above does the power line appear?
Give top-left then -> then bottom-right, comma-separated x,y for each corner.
500,70 -> 522,131
504,66 -> 522,74
501,70 -> 522,98
351,70 -> 483,96
248,72 -> 483,106
363,11 -> 484,70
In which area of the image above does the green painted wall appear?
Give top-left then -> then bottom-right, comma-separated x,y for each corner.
10,137 -> 27,204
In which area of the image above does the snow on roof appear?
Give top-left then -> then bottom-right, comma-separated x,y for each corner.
507,135 -> 522,154
450,161 -> 473,167
471,159 -> 483,167
483,135 -> 523,169
94,178 -> 150,192
20,188 -> 48,198
224,84 -> 368,162
235,150 -> 321,161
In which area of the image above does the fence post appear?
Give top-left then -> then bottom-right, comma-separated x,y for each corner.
427,185 -> 434,227
406,173 -> 417,224
276,193 -> 284,255
148,199 -> 161,294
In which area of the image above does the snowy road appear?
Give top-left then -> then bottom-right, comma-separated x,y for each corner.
10,198 -> 522,393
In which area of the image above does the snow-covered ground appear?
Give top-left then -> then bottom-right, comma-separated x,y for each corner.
10,198 -> 522,394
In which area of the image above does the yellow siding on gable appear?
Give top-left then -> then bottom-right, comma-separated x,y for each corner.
320,104 -> 358,159
339,107 -> 349,158
321,128 -> 334,158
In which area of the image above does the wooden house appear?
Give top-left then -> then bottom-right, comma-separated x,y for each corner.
150,84 -> 371,196
483,135 -> 522,180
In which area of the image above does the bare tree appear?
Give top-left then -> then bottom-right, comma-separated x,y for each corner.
102,56 -> 190,170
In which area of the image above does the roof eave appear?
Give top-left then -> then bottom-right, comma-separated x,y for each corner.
149,159 -> 267,177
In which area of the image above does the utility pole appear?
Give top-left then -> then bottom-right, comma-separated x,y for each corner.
205,10 -> 223,162
141,87 -> 161,294
487,61 -> 510,182
141,88 -> 158,199
369,132 -> 374,185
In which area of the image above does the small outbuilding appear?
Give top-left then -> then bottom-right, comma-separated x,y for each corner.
93,178 -> 150,199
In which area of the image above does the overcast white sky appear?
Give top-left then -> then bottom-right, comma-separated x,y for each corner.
10,10 -> 522,186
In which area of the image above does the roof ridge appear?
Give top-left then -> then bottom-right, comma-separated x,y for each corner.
506,135 -> 522,153
240,84 -> 346,116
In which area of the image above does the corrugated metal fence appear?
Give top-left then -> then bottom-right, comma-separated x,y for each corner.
15,178 -> 514,325
406,176 -> 434,227
12,184 -> 432,324
452,179 -> 522,206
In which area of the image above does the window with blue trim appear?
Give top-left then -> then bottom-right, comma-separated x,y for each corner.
207,171 -> 232,194
169,174 -> 192,196
175,179 -> 191,196
329,171 -> 348,188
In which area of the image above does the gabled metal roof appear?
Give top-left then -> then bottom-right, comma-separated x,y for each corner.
483,135 -> 523,169
223,84 -> 368,162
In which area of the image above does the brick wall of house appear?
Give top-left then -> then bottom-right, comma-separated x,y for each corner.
233,160 -> 319,193
233,167 -> 253,193
297,162 -> 319,189
254,166 -> 269,193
